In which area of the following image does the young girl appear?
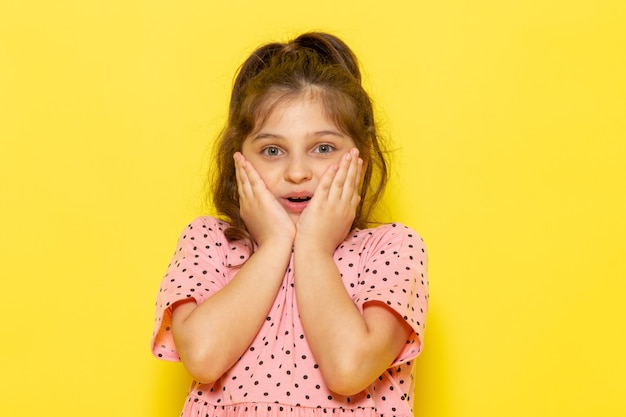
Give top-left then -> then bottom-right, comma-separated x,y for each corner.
152,32 -> 428,417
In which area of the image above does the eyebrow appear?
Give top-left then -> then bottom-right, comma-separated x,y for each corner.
251,130 -> 346,142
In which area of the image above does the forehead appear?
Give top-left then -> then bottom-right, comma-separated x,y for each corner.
252,92 -> 339,133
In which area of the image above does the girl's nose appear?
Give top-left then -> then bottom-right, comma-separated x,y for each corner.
284,156 -> 312,183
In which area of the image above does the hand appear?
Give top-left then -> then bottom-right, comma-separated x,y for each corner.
295,148 -> 363,254
234,152 -> 296,247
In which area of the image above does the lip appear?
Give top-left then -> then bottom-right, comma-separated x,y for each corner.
280,192 -> 313,213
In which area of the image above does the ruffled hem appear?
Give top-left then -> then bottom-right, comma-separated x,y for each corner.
181,400 -> 411,417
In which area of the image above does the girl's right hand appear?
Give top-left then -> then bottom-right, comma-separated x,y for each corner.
234,152 -> 296,247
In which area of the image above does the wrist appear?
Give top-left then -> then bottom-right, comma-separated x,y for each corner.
257,235 -> 294,251
294,236 -> 338,257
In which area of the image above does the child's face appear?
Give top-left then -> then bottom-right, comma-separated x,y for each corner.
241,95 -> 357,224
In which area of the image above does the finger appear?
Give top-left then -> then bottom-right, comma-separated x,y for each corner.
331,149 -> 360,201
239,153 -> 268,197
353,157 -> 363,206
324,152 -> 349,202
234,153 -> 244,196
341,149 -> 361,201
240,157 -> 266,196
314,162 -> 339,201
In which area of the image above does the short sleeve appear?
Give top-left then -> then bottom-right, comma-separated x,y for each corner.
150,217 -> 240,361
352,223 -> 429,365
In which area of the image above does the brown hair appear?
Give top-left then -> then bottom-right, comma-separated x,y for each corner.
209,32 -> 388,244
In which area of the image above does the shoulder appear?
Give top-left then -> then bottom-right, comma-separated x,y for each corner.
338,222 -> 427,272
175,216 -> 231,243
172,216 -> 231,255
369,222 -> 422,238
176,216 -> 250,267
183,215 -> 231,233
350,222 -> 426,252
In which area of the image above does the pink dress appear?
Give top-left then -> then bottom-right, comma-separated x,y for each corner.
152,216 -> 428,417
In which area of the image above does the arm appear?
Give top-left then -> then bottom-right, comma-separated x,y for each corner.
294,149 -> 413,395
294,245 -> 413,395
171,153 -> 296,383
172,237 -> 292,384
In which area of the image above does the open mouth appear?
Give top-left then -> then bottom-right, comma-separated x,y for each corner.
283,195 -> 312,213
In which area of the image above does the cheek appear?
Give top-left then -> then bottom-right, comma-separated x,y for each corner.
256,168 -> 275,185
312,159 -> 337,177
247,160 -> 279,187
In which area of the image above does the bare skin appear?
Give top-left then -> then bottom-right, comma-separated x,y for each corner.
170,96 -> 413,394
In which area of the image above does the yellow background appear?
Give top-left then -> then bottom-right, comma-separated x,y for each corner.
1,1 -> 625,416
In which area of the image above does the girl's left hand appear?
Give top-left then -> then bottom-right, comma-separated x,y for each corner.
295,148 -> 363,254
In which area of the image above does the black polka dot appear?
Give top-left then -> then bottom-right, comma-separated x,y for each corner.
152,217 -> 427,415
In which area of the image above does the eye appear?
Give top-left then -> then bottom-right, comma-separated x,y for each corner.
314,144 -> 335,154
261,146 -> 283,157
